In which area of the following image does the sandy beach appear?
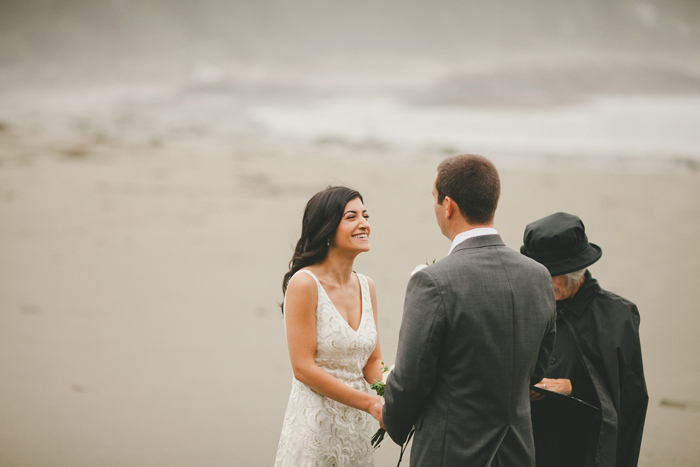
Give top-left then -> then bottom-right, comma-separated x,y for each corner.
1,118 -> 699,465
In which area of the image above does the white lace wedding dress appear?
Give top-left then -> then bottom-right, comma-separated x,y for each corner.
274,270 -> 377,467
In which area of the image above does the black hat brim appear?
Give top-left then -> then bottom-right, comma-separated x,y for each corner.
531,243 -> 603,276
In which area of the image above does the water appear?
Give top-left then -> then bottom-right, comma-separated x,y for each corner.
251,94 -> 700,167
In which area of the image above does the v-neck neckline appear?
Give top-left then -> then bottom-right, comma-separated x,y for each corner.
316,272 -> 364,333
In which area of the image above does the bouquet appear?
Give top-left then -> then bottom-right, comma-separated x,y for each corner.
370,362 -> 393,448
411,259 -> 435,276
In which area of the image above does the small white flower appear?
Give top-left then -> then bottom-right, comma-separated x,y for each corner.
411,264 -> 428,276
382,364 -> 395,384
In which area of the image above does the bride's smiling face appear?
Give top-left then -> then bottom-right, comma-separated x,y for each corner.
331,197 -> 370,253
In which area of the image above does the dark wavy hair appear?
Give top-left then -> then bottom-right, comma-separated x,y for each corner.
281,186 -> 363,312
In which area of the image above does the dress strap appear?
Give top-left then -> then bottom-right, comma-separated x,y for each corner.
355,272 -> 368,295
355,273 -> 373,317
295,269 -> 321,287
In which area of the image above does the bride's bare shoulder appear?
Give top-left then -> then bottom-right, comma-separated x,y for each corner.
286,269 -> 318,294
285,270 -> 319,316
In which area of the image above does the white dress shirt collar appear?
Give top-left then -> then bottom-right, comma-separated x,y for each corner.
448,227 -> 498,255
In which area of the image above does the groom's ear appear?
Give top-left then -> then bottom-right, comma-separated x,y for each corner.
444,196 -> 453,217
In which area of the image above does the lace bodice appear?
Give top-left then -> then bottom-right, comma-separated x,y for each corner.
274,270 -> 377,467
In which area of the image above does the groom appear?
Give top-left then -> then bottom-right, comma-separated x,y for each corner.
379,155 -> 556,466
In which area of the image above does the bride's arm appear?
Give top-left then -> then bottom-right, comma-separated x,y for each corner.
363,276 -> 384,385
285,273 -> 381,415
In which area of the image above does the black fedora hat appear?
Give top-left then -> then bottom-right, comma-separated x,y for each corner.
520,212 -> 602,276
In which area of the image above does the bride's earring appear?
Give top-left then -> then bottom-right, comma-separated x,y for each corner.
327,239 -> 330,246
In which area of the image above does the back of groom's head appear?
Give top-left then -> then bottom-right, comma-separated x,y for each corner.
436,154 -> 500,224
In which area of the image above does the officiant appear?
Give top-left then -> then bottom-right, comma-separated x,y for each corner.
521,212 -> 648,467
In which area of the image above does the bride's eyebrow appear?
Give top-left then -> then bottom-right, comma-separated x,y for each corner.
344,209 -> 368,215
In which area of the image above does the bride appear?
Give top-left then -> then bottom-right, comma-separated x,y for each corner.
275,186 -> 384,466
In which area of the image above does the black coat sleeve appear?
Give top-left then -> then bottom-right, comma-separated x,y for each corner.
616,305 -> 649,467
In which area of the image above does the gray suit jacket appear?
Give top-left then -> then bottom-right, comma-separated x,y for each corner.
383,234 -> 556,466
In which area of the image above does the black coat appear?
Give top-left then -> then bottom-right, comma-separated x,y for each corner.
532,271 -> 648,467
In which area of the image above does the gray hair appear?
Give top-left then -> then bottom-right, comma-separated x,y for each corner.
566,268 -> 586,283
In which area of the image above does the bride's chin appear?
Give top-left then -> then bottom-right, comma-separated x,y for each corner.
349,240 -> 370,250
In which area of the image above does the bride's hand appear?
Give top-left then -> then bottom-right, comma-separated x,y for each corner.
374,404 -> 386,429
367,396 -> 383,421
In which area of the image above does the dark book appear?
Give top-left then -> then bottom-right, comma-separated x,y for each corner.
531,386 -> 600,466
531,386 -> 599,415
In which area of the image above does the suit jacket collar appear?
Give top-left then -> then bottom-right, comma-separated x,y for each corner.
450,234 -> 505,254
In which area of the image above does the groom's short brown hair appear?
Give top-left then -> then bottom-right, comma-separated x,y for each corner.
436,154 -> 500,224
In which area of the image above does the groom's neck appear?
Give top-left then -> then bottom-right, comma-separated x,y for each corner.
447,222 -> 494,242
